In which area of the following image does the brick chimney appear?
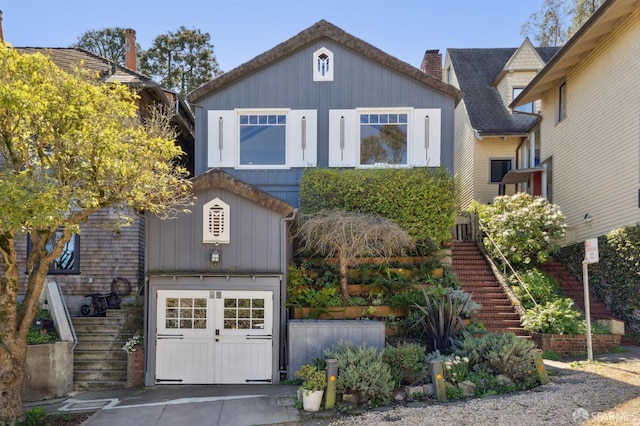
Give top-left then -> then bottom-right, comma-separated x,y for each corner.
125,28 -> 137,71
420,49 -> 442,81
0,10 -> 4,43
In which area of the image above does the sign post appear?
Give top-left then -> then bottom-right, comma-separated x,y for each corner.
583,238 -> 599,362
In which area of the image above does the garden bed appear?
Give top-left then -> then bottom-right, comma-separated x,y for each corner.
292,305 -> 405,320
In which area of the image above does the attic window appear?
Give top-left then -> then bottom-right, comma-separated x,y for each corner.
313,47 -> 334,82
203,198 -> 230,244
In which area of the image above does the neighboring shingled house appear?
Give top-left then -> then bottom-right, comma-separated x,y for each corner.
512,0 -> 640,246
442,40 -> 558,208
11,30 -> 195,310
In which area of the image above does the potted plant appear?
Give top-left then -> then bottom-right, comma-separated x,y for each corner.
295,364 -> 326,411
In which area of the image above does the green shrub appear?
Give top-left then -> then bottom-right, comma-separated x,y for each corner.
287,263 -> 312,306
456,333 -> 538,389
303,287 -> 342,308
299,168 -> 457,246
382,342 -> 427,388
522,298 -> 586,334
473,193 -> 566,266
557,225 -> 640,334
21,406 -> 47,426
510,268 -> 563,309
324,340 -> 395,404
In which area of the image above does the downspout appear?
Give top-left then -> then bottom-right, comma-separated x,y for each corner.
473,129 -> 483,141
280,208 -> 298,376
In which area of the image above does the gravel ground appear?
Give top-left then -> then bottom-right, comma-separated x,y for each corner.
301,355 -> 640,426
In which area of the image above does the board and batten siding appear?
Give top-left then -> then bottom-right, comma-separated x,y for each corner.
146,188 -> 285,274
538,5 -> 640,246
193,40 -> 456,206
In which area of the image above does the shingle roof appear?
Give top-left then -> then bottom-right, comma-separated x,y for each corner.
191,168 -> 295,217
16,47 -> 151,85
187,19 -> 462,103
449,47 -> 559,135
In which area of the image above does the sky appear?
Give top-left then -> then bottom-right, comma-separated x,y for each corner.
1,1 -> 545,72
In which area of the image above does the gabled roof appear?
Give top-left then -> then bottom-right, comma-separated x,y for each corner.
448,46 -> 559,135
513,0 -> 638,106
187,19 -> 462,103
191,168 -> 295,217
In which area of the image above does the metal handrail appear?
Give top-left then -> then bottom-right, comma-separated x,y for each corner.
477,220 -> 538,308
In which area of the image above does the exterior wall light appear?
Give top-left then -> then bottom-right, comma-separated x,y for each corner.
211,249 -> 220,264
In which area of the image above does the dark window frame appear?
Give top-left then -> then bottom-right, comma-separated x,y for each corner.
490,158 -> 512,183
27,231 -> 81,275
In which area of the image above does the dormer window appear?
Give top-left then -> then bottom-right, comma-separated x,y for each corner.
313,47 -> 334,82
513,88 -> 534,113
203,198 -> 230,244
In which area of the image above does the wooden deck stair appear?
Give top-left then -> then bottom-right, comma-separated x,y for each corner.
540,261 -> 615,320
452,242 -> 529,338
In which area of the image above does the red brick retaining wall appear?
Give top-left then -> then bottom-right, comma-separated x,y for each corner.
532,333 -> 621,357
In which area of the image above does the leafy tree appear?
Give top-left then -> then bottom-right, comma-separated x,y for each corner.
140,26 -> 222,95
72,27 -> 138,65
521,0 -> 605,46
0,44 -> 191,422
568,0 -> 605,36
521,0 -> 571,46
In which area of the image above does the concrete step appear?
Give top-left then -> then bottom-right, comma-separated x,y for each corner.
74,359 -> 128,371
74,369 -> 127,382
74,332 -> 126,343
74,380 -> 128,392
74,350 -> 128,361
75,341 -> 126,352
72,322 -> 132,334
72,316 -> 128,326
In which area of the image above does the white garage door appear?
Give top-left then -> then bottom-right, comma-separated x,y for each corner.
156,290 -> 273,384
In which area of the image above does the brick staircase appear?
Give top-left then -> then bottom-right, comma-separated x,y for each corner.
452,242 -> 529,337
540,261 -> 615,320
71,302 -> 141,391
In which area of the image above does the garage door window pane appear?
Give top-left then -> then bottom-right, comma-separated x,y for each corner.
223,297 -> 268,330
165,297 -> 208,329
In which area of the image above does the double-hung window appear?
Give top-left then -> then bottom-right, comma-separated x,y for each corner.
329,107 -> 441,168
208,109 -> 317,169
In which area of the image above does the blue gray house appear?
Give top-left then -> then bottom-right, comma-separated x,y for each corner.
145,20 -> 460,386
187,19 -> 461,206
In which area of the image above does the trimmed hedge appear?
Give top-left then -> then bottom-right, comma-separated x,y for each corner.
556,225 -> 640,334
299,168 -> 457,245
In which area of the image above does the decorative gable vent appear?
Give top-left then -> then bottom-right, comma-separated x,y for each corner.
313,47 -> 334,82
203,198 -> 230,244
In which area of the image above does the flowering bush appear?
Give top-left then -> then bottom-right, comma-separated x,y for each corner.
122,334 -> 144,353
443,355 -> 470,385
474,193 -> 566,266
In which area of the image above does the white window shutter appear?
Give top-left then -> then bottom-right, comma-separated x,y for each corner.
287,110 -> 317,167
207,110 -> 235,168
203,198 -> 230,244
328,109 -> 357,167
411,109 -> 441,167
